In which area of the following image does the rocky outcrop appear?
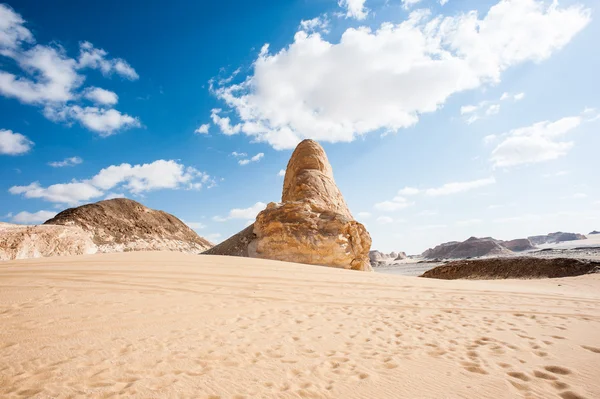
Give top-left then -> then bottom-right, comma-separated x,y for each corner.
205,139 -> 372,271
589,231 -> 600,235
422,237 -> 512,259
499,238 -> 535,252
368,250 -> 408,267
528,232 -> 586,246
203,225 -> 256,257
421,257 -> 600,280
0,222 -> 96,261
45,198 -> 213,254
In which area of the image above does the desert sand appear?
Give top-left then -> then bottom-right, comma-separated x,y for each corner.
1,252 -> 599,398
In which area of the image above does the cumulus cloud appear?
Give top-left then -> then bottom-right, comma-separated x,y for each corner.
0,129 -> 33,155
380,177 -> 495,206
194,123 -> 210,134
48,156 -> 83,167
83,87 -> 118,105
461,91 -> 525,124
184,221 -> 206,230
9,181 -> 104,205
104,192 -> 125,200
401,0 -> 423,10
77,41 -> 139,80
91,160 -> 211,193
374,196 -> 414,211
376,216 -> 394,225
10,159 -> 214,205
300,16 -> 330,33
278,169 -> 286,177
490,115 -> 582,168
213,202 -> 267,222
44,105 -> 140,136
0,5 -> 139,135
397,187 -> 420,196
210,0 -> 589,149
338,0 -> 368,20
238,152 -> 264,165
424,177 -> 496,196
11,210 -> 57,224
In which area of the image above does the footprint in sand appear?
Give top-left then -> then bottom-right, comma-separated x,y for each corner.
544,366 -> 571,375
581,345 -> 600,353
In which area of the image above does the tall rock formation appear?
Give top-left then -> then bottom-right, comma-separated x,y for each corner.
44,198 -> 213,254
205,139 -> 372,271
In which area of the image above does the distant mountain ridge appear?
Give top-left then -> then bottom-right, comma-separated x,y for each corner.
527,232 -> 587,246
421,232 -> 586,260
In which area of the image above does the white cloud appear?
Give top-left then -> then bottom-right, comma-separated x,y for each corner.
300,16 -> 330,33
455,218 -> 482,226
483,134 -> 497,145
0,129 -> 33,155
376,216 -> 394,224
9,181 -> 104,205
374,197 -> 414,211
206,233 -> 222,242
195,123 -> 210,134
104,192 -> 125,200
542,170 -> 569,178
490,115 -> 582,168
461,91 -> 524,124
210,108 -> 241,135
338,0 -> 368,20
211,0 -> 589,149
398,187 -> 420,196
77,41 -> 139,80
91,160 -> 210,193
0,4 -> 33,51
184,221 -> 206,230
231,151 -> 247,157
417,210 -> 438,216
485,104 -> 500,116
401,0 -> 423,11
357,211 -> 371,219
10,159 -> 214,205
0,5 -> 140,135
84,87 -> 118,105
44,105 -> 140,136
439,0 -> 449,5
11,210 -> 57,224
213,202 -> 267,222
278,169 -> 286,177
48,156 -> 82,167
424,177 -> 495,196
238,152 -> 264,165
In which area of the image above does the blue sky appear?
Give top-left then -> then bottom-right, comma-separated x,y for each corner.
1,0 -> 598,254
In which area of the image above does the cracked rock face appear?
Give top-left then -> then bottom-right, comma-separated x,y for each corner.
205,139 -> 372,271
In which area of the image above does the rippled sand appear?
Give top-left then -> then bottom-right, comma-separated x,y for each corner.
1,252 -> 599,398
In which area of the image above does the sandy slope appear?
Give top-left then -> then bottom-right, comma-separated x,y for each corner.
1,252 -> 599,399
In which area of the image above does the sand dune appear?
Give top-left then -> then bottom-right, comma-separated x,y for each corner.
1,252 -> 599,398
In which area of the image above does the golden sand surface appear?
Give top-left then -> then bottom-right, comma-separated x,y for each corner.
1,252 -> 599,398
